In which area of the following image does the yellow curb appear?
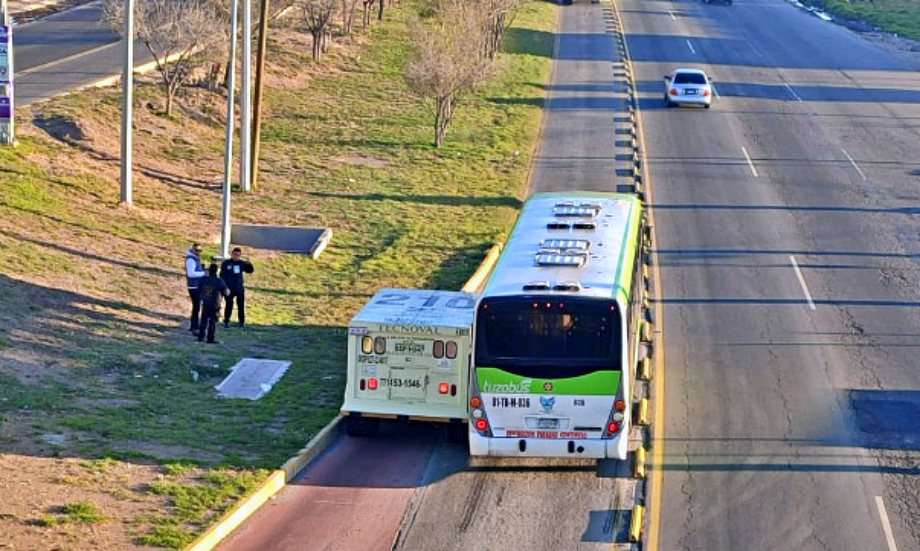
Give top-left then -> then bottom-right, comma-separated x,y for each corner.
638,357 -> 651,381
634,446 -> 647,479
629,504 -> 645,542
461,243 -> 503,293
184,416 -> 344,551
89,51 -> 187,89
637,397 -> 650,426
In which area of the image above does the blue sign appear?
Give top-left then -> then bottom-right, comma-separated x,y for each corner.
0,97 -> 10,119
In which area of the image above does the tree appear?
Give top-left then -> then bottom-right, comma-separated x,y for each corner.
406,0 -> 490,148
300,0 -> 338,61
340,0 -> 361,34
482,0 -> 524,60
103,0 -> 227,116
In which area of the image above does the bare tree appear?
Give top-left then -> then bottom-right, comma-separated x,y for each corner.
361,0 -> 375,27
406,0 -> 490,148
103,0 -> 227,116
300,0 -> 338,61
340,0 -> 360,34
482,0 -> 524,60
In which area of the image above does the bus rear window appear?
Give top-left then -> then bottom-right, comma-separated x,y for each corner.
475,297 -> 621,370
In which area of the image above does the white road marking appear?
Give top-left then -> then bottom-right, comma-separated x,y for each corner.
875,496 -> 900,551
686,40 -> 696,54
784,83 -> 802,102
741,147 -> 759,177
669,10 -> 677,20
17,42 -> 119,77
789,256 -> 816,310
711,84 -> 720,99
841,148 -> 868,181
314,500 -> 355,506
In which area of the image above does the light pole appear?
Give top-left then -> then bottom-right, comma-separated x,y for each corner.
240,0 -> 251,192
220,0 -> 240,260
119,0 -> 134,205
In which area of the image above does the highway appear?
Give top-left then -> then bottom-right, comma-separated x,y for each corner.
13,0 -> 148,105
620,0 -> 920,549
217,0 -> 920,550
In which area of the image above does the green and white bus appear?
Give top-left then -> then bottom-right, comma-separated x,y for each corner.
468,192 -> 645,459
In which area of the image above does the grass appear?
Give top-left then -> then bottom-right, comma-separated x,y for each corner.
0,0 -> 556,547
807,0 -> 920,40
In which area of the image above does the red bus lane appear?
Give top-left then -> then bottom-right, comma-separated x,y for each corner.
217,424 -> 440,551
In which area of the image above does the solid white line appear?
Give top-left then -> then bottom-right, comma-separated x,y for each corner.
789,256 -> 816,310
875,496 -> 900,551
18,42 -> 120,77
784,83 -> 802,102
741,147 -> 759,177
841,148 -> 868,181
711,84 -> 720,99
686,40 -> 696,54
669,10 -> 677,20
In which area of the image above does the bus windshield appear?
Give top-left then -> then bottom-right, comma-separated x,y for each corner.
474,296 -> 622,375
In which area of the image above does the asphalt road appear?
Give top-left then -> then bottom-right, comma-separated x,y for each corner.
218,3 -> 646,551
217,0 -> 919,550
619,0 -> 920,549
13,0 -> 148,105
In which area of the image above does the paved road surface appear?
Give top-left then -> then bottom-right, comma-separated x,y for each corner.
13,0 -> 148,105
218,0 -> 920,550
619,0 -> 920,549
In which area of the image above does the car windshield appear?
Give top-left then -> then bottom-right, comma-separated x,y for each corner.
673,72 -> 707,85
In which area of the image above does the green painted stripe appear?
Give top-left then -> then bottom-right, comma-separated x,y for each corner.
476,367 -> 621,395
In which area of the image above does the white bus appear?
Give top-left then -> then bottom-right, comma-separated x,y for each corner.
468,192 -> 645,459
342,289 -> 476,438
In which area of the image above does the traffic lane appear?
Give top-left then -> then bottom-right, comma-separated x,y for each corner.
530,3 -> 621,194
643,126 -> 895,551
15,41 -> 149,106
396,441 -> 637,550
217,423 -> 441,551
13,1 -> 118,71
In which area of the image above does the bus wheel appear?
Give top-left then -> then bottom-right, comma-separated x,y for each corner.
447,423 -> 467,443
346,416 -> 379,437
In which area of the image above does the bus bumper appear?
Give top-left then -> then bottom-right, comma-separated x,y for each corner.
469,430 -> 628,460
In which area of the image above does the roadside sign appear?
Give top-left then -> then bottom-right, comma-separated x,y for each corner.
0,97 -> 10,119
0,26 -> 8,85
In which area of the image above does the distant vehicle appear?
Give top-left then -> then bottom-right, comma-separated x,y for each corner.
664,68 -> 713,108
341,289 -> 476,440
468,192 -> 647,460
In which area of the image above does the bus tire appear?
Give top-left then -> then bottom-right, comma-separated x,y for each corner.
346,416 -> 379,438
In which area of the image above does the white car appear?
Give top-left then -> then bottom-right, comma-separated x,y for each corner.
664,68 -> 713,108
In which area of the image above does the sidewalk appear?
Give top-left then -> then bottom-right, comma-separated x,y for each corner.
6,0 -> 90,21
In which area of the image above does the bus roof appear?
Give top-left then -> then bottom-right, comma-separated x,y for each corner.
481,192 -> 642,302
351,288 -> 476,329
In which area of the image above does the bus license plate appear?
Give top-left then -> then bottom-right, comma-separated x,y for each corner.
537,418 -> 558,429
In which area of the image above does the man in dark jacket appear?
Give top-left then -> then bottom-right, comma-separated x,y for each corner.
198,264 -> 229,343
185,243 -> 206,332
220,247 -> 255,328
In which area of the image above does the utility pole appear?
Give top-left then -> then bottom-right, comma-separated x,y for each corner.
119,0 -> 134,205
0,0 -> 15,146
250,0 -> 270,191
220,0 -> 240,260
240,0 -> 252,192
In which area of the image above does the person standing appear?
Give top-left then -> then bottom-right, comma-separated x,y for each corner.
185,243 -> 207,333
220,247 -> 255,328
198,263 -> 229,343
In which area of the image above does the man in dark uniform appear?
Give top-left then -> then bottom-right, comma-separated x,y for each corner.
220,247 -> 255,328
198,264 -> 229,344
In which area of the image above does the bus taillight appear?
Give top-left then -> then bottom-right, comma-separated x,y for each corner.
475,418 -> 489,431
373,337 -> 387,355
438,382 -> 450,394
367,378 -> 379,390
607,421 -> 620,433
614,399 -> 626,412
446,341 -> 458,359
361,336 -> 373,354
470,396 -> 482,408
433,340 -> 444,358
